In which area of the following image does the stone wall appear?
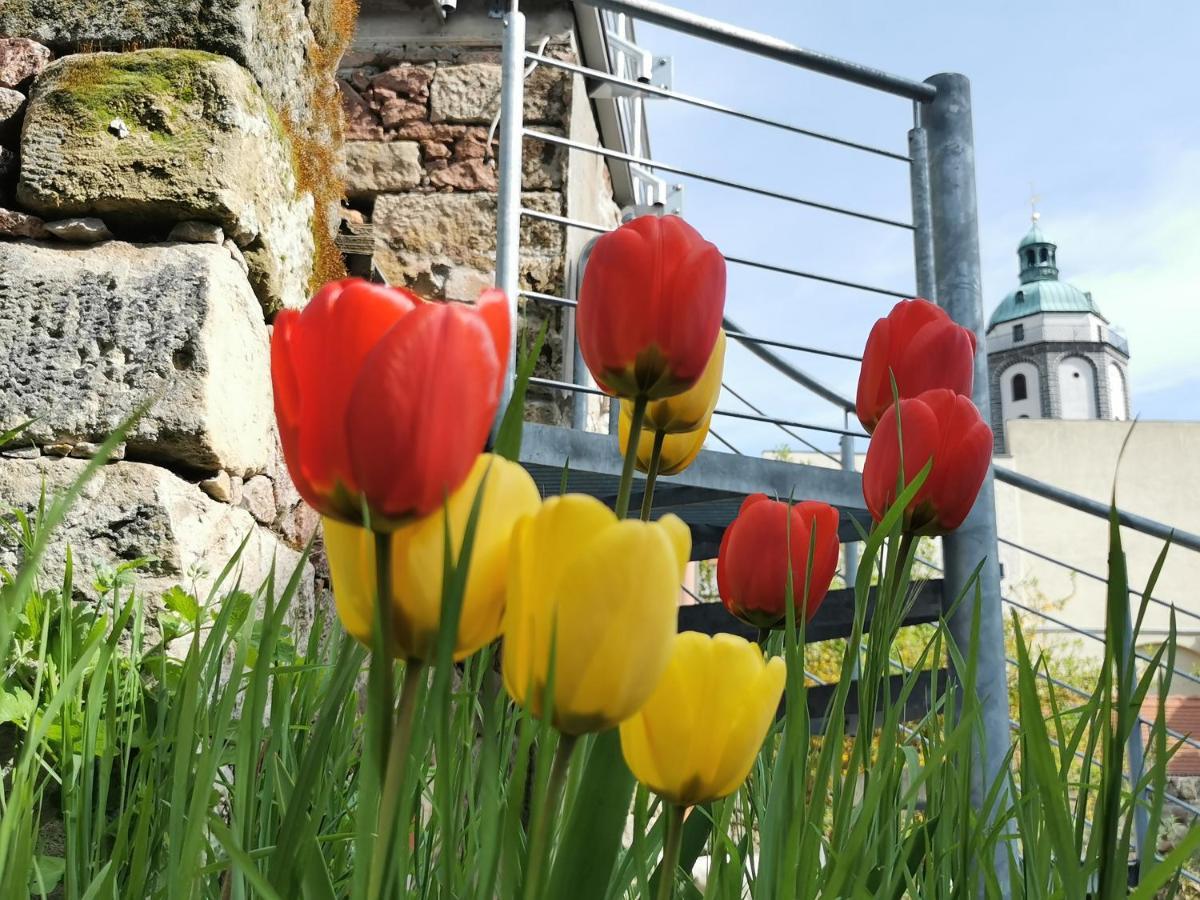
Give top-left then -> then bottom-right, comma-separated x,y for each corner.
336,5 -> 620,426
0,1 -> 357,626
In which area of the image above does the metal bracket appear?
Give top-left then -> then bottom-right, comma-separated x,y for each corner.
589,28 -> 672,98
621,175 -> 683,217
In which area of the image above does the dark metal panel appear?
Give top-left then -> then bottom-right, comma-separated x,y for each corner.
677,580 -> 944,645
805,670 -> 945,735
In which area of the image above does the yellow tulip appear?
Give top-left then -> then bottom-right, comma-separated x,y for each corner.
619,632 -> 785,806
619,408 -> 710,476
323,453 -> 540,661
502,494 -> 691,735
642,329 -> 725,433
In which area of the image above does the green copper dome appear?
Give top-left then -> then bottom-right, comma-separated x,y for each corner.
1017,221 -> 1048,250
987,217 -> 1105,329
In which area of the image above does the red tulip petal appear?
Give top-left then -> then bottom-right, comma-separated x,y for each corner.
856,317 -> 893,431
289,280 -> 417,505
346,301 -> 503,520
862,396 -> 941,523
476,289 -> 513,397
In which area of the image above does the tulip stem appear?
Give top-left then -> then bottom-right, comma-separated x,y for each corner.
615,394 -> 648,519
657,803 -> 686,900
639,428 -> 667,521
369,659 -> 426,898
523,733 -> 578,900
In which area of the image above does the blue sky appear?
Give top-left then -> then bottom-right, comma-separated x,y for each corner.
632,1 -> 1200,455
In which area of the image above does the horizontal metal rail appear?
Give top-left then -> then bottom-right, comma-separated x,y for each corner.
1002,595 -> 1200,690
1004,715 -> 1200,877
529,376 -> 865,437
519,208 -> 915,298
1000,537 -> 1200,625
724,328 -> 862,362
708,429 -> 742,454
725,315 -> 857,411
518,290 -> 864,362
573,0 -> 938,102
519,289 -> 577,309
994,467 -> 1200,554
526,128 -> 916,230
1008,655 -> 1200,756
721,381 -> 840,464
525,51 -> 910,162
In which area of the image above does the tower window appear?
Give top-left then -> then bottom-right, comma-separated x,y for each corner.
1039,248 -> 1048,263
1015,291 -> 1025,304
1013,323 -> 1025,342
1025,250 -> 1036,267
1012,373 -> 1028,401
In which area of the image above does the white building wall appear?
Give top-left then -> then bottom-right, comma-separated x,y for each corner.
1058,355 -> 1098,419
999,361 -> 1042,421
792,419 -> 1200,689
1108,361 -> 1129,420
998,419 -> 1200,685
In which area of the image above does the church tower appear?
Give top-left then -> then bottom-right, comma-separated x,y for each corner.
986,215 -> 1131,453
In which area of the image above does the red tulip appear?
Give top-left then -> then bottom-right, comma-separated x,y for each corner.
577,214 -> 726,399
717,494 -> 841,629
271,278 -> 510,525
856,298 -> 977,433
861,389 -> 993,535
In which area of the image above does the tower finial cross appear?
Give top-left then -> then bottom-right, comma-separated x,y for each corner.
1029,182 -> 1040,222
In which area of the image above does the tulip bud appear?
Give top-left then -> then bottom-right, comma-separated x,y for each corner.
861,389 -> 993,535
856,298 -> 976,434
620,632 -> 785,806
577,215 -> 726,400
618,406 -> 710,477
271,278 -> 510,527
502,494 -> 691,735
717,494 -> 841,629
323,454 -> 540,661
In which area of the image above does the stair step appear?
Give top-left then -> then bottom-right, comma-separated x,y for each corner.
677,580 -> 943,644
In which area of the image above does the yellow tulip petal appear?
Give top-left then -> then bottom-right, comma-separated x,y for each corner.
553,518 -> 680,733
392,454 -> 540,661
644,329 -> 726,433
655,513 -> 692,580
709,655 -> 786,800
620,631 -> 708,802
656,418 -> 710,476
502,494 -> 617,714
322,515 -> 375,645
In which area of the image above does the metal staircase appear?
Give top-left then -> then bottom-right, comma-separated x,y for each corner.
491,0 -> 1200,884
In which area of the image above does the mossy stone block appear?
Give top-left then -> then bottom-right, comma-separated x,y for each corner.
18,50 -> 312,312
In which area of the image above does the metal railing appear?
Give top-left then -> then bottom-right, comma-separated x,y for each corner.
492,0 -> 1199,886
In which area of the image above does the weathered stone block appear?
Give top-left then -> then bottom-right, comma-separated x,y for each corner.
0,38 -> 50,89
0,1 -> 318,125
430,63 -> 569,125
341,140 -> 421,196
17,50 -> 313,313
0,206 -> 46,238
0,87 -> 23,144
371,191 -> 564,295
0,457 -> 315,619
0,240 -> 274,476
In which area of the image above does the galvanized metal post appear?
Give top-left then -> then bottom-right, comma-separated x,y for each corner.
921,73 -> 1011,892
1124,596 -> 1151,870
839,427 -> 858,589
907,118 -> 937,303
492,7 -> 526,440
